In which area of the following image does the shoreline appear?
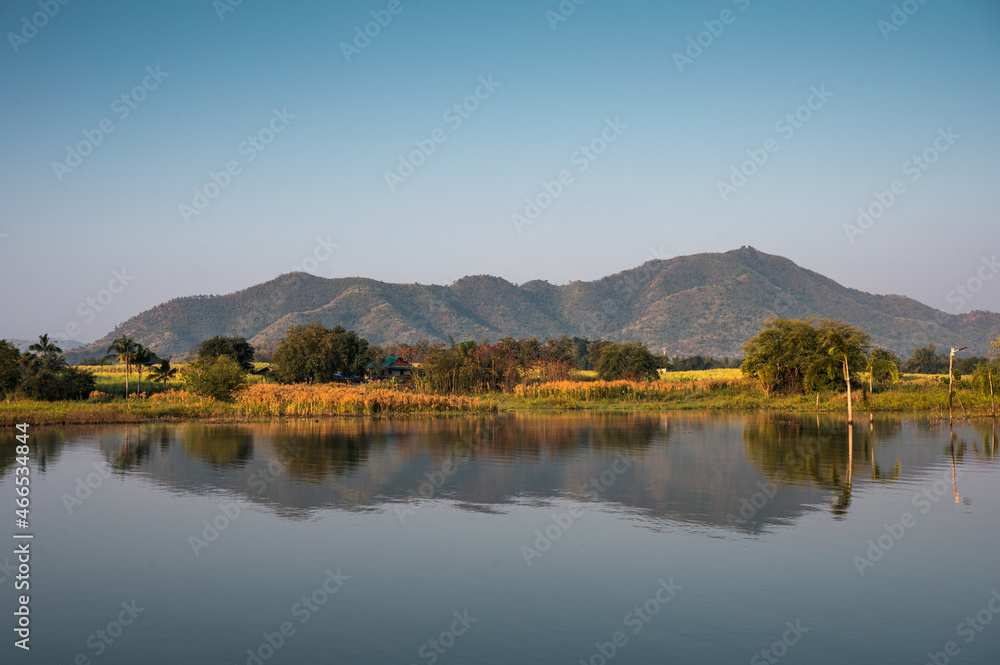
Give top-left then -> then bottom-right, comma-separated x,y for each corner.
2,390 -> 995,427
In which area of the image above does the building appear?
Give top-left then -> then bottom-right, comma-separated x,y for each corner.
369,356 -> 417,380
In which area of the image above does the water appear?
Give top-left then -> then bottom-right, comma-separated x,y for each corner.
1,414 -> 998,664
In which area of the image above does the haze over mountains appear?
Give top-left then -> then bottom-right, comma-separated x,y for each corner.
63,248 -> 1000,362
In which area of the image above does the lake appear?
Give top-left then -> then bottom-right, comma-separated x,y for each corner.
1,414 -> 998,664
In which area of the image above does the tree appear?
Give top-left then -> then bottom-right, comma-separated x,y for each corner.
975,335 -> 1000,417
865,348 -> 900,392
972,361 -> 998,417
184,355 -> 247,401
105,335 -> 138,396
148,358 -> 179,388
595,341 -> 659,381
826,330 -> 864,425
132,345 -> 157,396
0,340 -> 22,399
741,318 -> 871,396
28,334 -> 62,357
903,344 -> 945,374
193,336 -> 255,372
272,323 -> 371,384
741,318 -> 817,395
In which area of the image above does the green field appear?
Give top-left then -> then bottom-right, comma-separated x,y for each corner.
81,364 -> 270,399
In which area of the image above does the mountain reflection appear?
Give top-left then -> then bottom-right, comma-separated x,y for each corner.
1,414 -> 993,533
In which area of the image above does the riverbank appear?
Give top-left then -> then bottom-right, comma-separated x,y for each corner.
1,373 -> 995,426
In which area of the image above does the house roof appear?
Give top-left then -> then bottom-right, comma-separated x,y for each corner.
366,356 -> 416,370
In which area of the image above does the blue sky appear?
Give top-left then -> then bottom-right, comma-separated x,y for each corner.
1,0 -> 998,342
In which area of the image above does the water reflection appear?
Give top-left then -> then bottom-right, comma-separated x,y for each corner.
2,414 -> 996,533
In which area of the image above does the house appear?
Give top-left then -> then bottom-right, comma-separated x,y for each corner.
369,356 -> 417,380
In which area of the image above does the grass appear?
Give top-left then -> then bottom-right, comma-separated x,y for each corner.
234,383 -> 495,416
499,371 -> 998,416
0,381 -> 495,426
658,368 -> 742,382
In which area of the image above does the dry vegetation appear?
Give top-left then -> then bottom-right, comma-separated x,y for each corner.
234,383 -> 494,416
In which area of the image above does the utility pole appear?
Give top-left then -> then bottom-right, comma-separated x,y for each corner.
949,346 -> 967,423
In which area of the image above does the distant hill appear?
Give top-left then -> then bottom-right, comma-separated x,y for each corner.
63,247 -> 1000,362
6,339 -> 86,352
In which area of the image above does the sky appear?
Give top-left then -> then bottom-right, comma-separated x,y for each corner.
1,0 -> 998,343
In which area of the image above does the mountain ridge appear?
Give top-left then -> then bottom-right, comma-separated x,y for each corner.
61,248 -> 1000,362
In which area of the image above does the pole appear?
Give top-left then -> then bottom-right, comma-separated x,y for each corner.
949,347 -> 967,424
844,357 -> 853,425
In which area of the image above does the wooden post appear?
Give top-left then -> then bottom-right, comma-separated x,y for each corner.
948,349 -> 954,423
843,357 -> 853,425
949,347 -> 967,423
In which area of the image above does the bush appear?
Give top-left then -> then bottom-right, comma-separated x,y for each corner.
596,342 -> 659,381
184,356 -> 247,401
0,340 -> 22,398
20,366 -> 96,401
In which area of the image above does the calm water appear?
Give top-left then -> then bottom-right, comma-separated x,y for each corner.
1,414 -> 998,664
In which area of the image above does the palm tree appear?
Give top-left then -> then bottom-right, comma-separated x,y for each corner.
865,349 -> 900,393
132,345 -> 156,396
105,335 -> 138,396
828,343 -> 854,425
28,334 -> 62,356
148,358 -> 178,389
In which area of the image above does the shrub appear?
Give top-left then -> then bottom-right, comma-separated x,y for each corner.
20,366 -> 96,401
184,356 -> 247,401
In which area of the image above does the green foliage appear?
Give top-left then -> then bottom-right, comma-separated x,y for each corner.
595,341 -> 659,381
866,348 -> 900,381
104,334 -> 138,393
0,340 -> 23,398
971,360 -> 999,398
272,323 -> 371,384
741,318 -> 871,395
184,356 -> 247,401
420,338 -> 528,393
669,355 -> 740,371
20,366 -> 95,401
903,344 -> 946,374
193,336 -> 255,372
28,334 -> 62,357
105,335 -> 138,366
1,337 -> 97,400
148,358 -> 179,386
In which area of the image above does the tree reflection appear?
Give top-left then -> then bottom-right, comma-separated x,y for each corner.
0,427 -> 65,476
110,427 -> 151,473
178,426 -> 253,468
742,415 -> 904,517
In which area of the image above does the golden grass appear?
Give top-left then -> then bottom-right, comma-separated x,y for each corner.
515,377 -> 747,402
659,368 -> 743,382
234,383 -> 494,416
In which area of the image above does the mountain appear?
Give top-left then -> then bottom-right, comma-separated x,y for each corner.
7,339 -> 86,352
63,247 -> 1000,362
